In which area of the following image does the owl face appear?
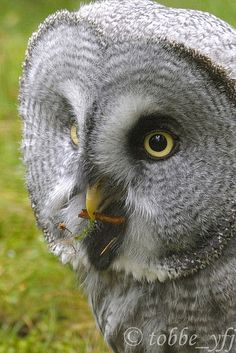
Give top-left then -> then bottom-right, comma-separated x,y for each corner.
20,10 -> 236,282
80,42 -> 236,279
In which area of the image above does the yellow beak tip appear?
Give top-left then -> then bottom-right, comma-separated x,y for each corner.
86,181 -> 104,220
89,213 -> 95,220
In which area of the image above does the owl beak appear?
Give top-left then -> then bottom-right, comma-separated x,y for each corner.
86,181 -> 105,220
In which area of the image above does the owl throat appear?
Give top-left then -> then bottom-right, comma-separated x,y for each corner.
82,202 -> 236,283
44,201 -> 236,283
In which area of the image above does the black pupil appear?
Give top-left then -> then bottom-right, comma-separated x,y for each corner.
149,134 -> 167,152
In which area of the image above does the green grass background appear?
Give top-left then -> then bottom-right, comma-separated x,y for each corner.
0,1 -> 235,352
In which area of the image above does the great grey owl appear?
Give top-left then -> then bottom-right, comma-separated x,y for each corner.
19,0 -> 236,352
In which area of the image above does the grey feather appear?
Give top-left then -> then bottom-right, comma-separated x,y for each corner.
19,1 -> 236,352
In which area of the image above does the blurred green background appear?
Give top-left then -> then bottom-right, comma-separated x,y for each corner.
0,1 -> 235,352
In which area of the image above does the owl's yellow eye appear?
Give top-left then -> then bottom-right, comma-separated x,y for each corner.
70,124 -> 79,146
144,131 -> 175,159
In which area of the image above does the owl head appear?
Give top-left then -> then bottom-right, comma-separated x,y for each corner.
19,0 -> 236,283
